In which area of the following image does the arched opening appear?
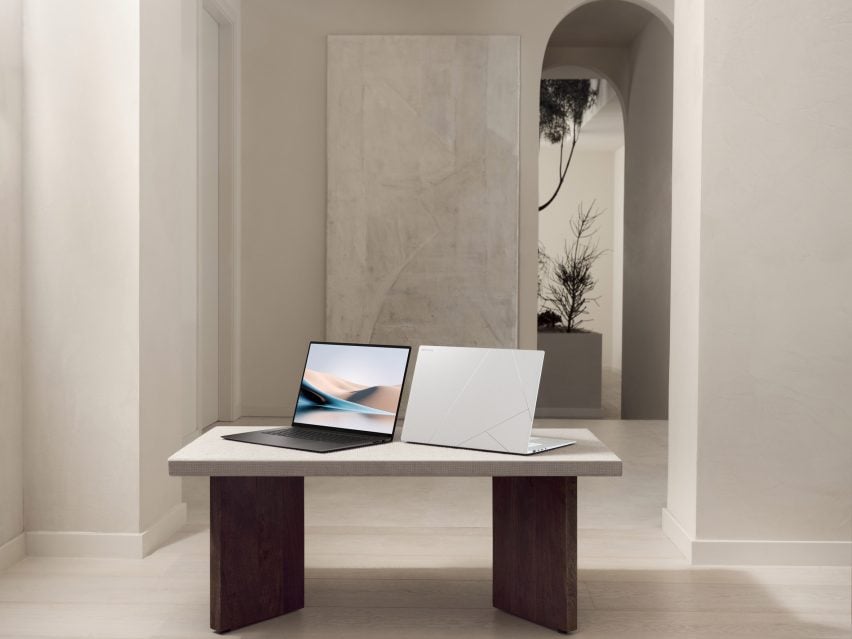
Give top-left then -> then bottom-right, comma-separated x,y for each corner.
535,0 -> 673,420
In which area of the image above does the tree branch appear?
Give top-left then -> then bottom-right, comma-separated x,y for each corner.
538,133 -> 579,212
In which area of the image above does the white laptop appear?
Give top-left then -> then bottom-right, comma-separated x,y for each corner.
401,345 -> 575,455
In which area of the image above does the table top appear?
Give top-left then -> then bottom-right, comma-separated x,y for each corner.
168,426 -> 622,478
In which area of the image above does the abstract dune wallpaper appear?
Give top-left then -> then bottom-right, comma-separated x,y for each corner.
294,343 -> 409,433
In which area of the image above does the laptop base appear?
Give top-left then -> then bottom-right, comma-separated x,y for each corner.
525,437 -> 576,455
222,427 -> 390,453
402,437 -> 576,456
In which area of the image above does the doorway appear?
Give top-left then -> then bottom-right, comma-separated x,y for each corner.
537,76 -> 625,418
198,7 -> 219,428
197,0 -> 240,428
537,0 -> 673,420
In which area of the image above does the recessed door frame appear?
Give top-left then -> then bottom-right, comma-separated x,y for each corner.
198,0 -> 241,424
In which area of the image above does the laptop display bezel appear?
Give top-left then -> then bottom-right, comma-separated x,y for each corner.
290,341 -> 412,438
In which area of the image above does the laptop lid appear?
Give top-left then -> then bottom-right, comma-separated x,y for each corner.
293,341 -> 411,437
401,345 -> 544,453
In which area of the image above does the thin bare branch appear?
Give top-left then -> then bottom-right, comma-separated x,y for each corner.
537,201 -> 608,332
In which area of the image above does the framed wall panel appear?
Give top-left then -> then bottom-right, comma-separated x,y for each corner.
327,35 -> 520,348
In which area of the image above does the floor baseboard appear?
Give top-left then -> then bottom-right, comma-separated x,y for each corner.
691,538 -> 852,566
0,533 -> 26,571
663,507 -> 851,566
661,507 -> 693,562
535,407 -> 603,418
141,502 -> 188,556
26,502 -> 187,559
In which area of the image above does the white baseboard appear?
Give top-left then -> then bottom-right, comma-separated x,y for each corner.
141,502 -> 188,556
0,533 -> 26,571
26,502 -> 187,559
239,407 -> 293,418
662,507 -> 851,566
26,530 -> 144,558
535,407 -> 603,418
181,426 -> 206,446
691,538 -> 852,566
661,507 -> 693,562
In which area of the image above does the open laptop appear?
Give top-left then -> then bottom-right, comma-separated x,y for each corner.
401,345 -> 575,455
223,341 -> 411,452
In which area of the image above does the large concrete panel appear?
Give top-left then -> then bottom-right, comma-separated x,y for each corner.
327,35 -> 519,348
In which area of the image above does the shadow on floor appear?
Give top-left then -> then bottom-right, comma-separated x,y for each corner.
145,528 -> 852,639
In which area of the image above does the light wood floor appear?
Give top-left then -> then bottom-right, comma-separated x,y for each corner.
1,420 -> 849,638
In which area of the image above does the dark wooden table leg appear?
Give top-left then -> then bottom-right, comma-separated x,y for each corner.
492,476 -> 577,633
210,476 -> 304,633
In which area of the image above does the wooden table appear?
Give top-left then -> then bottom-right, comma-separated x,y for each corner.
168,426 -> 622,634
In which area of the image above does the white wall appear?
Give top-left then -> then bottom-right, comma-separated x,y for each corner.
240,0 -> 674,415
664,0 -> 703,544
19,0 -> 232,553
620,17 -> 673,419
22,0 -> 141,534
697,0 -> 852,551
0,0 -> 24,559
139,0 -> 199,532
543,47 -> 631,110
665,0 -> 852,565
538,148 -> 617,367
612,145 -> 624,371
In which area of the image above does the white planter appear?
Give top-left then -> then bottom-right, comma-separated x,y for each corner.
535,330 -> 602,418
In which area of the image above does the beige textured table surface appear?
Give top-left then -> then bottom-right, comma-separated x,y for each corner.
169,426 -> 622,477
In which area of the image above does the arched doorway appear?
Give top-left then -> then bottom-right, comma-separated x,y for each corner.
536,0 -> 673,420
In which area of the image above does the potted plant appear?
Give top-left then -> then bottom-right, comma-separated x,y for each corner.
536,202 -> 604,417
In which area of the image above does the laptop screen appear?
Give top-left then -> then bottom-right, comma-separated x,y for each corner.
293,342 -> 411,435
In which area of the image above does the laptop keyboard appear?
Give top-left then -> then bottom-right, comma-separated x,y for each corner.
265,428 -> 377,444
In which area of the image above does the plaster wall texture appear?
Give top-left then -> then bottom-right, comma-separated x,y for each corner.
612,146 -> 624,373
538,148 -> 617,367
239,0 -> 674,415
620,17 -> 673,419
22,0 -> 141,532
139,0 -> 200,531
666,0 -> 704,540
695,0 -> 852,543
327,35 -> 519,350
542,46 -> 631,110
0,0 -> 24,548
